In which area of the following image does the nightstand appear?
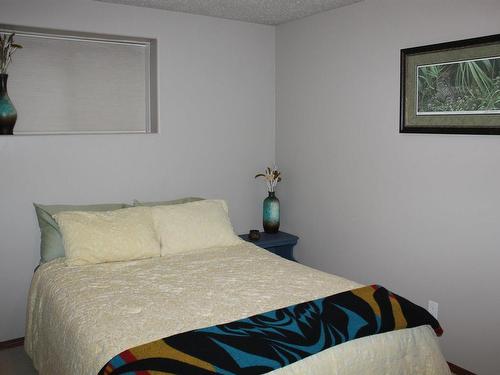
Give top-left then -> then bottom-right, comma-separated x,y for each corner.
239,231 -> 299,261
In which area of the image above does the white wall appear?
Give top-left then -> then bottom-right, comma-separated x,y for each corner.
0,0 -> 275,340
276,0 -> 500,373
3,0 -> 499,372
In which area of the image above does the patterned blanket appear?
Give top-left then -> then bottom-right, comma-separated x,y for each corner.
99,285 -> 442,375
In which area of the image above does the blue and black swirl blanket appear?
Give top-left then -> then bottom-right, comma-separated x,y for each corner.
99,285 -> 443,375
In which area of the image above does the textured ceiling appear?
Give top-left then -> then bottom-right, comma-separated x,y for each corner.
96,0 -> 365,25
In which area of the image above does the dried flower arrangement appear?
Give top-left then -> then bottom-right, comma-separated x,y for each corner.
0,33 -> 23,74
255,166 -> 282,193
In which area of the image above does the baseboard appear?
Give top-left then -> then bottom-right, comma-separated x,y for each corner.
0,337 -> 24,350
448,361 -> 476,375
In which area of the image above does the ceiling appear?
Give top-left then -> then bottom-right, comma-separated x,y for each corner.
96,0 -> 365,25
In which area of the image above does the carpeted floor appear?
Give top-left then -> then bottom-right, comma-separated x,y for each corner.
0,346 -> 36,374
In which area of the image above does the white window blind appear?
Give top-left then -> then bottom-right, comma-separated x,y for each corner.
0,25 -> 157,134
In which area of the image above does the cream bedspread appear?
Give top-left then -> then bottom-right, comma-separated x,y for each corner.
25,242 -> 450,375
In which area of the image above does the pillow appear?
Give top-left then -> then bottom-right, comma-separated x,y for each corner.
53,206 -> 160,266
133,197 -> 204,207
34,203 -> 128,263
152,199 -> 242,256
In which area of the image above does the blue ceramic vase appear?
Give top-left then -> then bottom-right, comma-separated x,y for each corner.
263,191 -> 280,233
0,74 -> 17,135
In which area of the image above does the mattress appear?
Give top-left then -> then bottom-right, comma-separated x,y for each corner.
25,242 -> 451,374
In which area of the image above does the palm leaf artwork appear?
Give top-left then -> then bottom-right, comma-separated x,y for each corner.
417,56 -> 500,113
455,61 -> 492,93
0,32 -> 23,74
255,166 -> 281,192
418,65 -> 444,107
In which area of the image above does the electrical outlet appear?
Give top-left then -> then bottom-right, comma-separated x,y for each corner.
428,300 -> 439,319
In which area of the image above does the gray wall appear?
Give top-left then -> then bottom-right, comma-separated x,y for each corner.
276,0 -> 500,373
0,0 -> 275,340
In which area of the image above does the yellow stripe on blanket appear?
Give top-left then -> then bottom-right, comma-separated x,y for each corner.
130,339 -> 216,373
351,287 -> 381,317
389,294 -> 407,330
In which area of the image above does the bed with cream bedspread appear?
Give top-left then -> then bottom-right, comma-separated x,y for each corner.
25,242 -> 450,374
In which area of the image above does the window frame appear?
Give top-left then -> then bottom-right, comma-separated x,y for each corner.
0,24 -> 158,135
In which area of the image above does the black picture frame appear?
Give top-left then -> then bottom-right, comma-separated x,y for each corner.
400,34 -> 500,135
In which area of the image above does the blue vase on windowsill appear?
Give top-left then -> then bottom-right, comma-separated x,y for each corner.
0,74 -> 17,135
263,191 -> 280,234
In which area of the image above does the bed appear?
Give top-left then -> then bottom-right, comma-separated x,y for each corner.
26,199 -> 450,374
25,242 -> 450,374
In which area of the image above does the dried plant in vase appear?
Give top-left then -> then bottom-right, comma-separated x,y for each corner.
0,32 -> 22,135
255,166 -> 282,233
255,166 -> 282,193
0,33 -> 23,74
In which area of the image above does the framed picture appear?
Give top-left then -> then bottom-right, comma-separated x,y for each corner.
400,34 -> 500,134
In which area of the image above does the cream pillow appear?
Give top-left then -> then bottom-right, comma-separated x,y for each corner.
54,206 -> 160,266
152,199 -> 243,256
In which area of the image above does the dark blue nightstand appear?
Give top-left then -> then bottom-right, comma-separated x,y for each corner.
239,231 -> 299,261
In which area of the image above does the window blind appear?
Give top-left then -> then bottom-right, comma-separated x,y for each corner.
1,26 -> 157,134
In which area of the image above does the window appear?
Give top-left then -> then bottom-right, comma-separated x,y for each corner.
0,25 -> 157,134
